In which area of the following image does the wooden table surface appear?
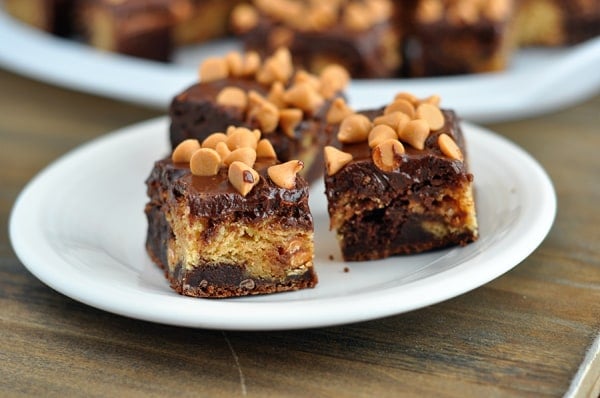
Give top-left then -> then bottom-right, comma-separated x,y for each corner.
1,67 -> 599,398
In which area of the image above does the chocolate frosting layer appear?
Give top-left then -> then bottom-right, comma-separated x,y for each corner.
146,157 -> 313,230
327,109 -> 470,195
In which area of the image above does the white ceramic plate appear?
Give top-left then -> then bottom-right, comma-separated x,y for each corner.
9,117 -> 556,330
1,9 -> 599,123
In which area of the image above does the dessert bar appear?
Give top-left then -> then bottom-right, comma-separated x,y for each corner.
230,0 -> 402,78
145,127 -> 317,297
323,92 -> 479,261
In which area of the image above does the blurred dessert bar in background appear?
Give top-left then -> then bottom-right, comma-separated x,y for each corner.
230,0 -> 402,78
4,0 -> 600,76
169,48 -> 350,183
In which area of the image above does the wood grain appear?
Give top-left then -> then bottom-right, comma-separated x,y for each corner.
1,68 -> 598,397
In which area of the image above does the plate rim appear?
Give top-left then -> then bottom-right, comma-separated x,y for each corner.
9,117 -> 557,330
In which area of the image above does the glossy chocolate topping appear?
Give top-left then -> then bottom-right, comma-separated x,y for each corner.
328,109 -> 470,192
146,157 -> 313,230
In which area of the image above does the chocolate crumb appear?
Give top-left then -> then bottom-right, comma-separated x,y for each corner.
329,254 -> 334,261
343,267 -> 350,273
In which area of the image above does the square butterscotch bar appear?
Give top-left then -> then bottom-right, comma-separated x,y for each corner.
403,0 -> 516,76
323,93 -> 478,261
145,128 -> 317,297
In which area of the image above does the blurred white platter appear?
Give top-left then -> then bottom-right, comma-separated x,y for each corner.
1,10 -> 600,122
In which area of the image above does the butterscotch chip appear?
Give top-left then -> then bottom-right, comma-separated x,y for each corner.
448,1 -> 479,26
319,64 -> 350,98
438,133 -> 464,161
225,125 -> 237,136
372,139 -> 405,172
268,160 -> 304,189
485,0 -> 511,22
226,127 -> 259,150
202,132 -> 228,149
172,139 -> 200,163
326,97 -> 354,124
255,62 -> 278,85
256,138 -> 277,158
247,90 -> 267,109
294,70 -> 321,92
199,57 -> 229,82
190,148 -> 221,176
394,91 -> 419,105
257,47 -> 293,85
337,113 -> 372,143
215,141 -> 231,160
216,86 -> 248,110
384,98 -> 415,118
374,111 -> 411,132
417,0 -> 443,23
252,128 -> 262,142
260,0 -> 303,25
343,3 -> 372,32
421,94 -> 441,107
225,52 -> 244,77
249,100 -> 280,133
368,124 -> 398,148
228,161 -> 259,196
416,103 -> 445,131
230,4 -> 259,33
307,4 -> 337,30
283,82 -> 324,113
242,51 -> 261,76
399,119 -> 430,150
279,108 -> 303,138
267,81 -> 286,109
324,146 -> 353,176
367,0 -> 393,23
224,147 -> 257,167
